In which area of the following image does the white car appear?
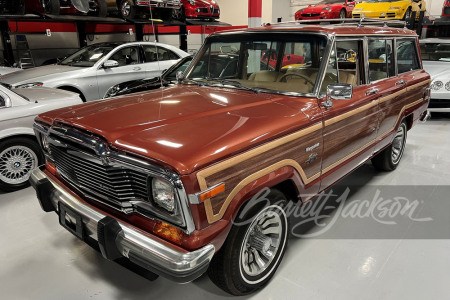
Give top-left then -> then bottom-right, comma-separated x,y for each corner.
0,66 -> 20,76
0,42 -> 189,102
419,38 -> 450,114
0,84 -> 82,192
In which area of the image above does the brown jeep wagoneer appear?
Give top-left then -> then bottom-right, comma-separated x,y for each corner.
30,19 -> 430,295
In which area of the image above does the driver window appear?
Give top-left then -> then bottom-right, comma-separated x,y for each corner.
0,95 -> 5,107
336,40 -> 360,86
368,39 -> 388,82
110,46 -> 140,67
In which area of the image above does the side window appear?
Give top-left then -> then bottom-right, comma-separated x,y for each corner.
109,46 -> 140,67
397,39 -> 420,74
143,46 -> 180,62
368,39 -> 388,82
0,95 -> 5,107
386,40 -> 395,77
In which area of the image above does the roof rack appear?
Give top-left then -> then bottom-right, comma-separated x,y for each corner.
267,18 -> 407,29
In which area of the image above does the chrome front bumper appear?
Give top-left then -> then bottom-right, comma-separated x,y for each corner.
29,167 -> 214,283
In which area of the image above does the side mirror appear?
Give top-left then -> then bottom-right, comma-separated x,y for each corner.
176,70 -> 184,83
103,60 -> 119,69
322,84 -> 353,108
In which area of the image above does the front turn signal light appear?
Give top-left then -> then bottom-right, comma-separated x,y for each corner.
153,221 -> 184,245
198,183 -> 225,202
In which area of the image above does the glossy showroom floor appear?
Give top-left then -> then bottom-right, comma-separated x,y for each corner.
1,117 -> 449,300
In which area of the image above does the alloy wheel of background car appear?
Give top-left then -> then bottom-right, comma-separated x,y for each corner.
42,0 -> 60,15
88,0 -> 107,17
119,0 -> 136,19
208,189 -> 289,295
372,121 -> 407,171
172,6 -> 185,21
0,138 -> 43,192
339,9 -> 346,19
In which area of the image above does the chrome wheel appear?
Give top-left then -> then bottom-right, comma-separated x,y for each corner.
0,145 -> 38,185
391,124 -> 406,164
121,1 -> 131,17
239,205 -> 284,279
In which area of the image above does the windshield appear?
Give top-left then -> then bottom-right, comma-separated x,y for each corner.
165,57 -> 193,81
184,33 -> 328,95
420,43 -> 450,62
60,44 -> 116,67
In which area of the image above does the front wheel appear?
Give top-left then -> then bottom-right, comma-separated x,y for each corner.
339,9 -> 346,19
208,189 -> 289,295
41,0 -> 60,15
0,137 -> 44,192
372,121 -> 407,171
89,0 -> 108,17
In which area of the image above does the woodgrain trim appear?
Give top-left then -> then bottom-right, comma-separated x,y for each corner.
378,89 -> 406,104
203,159 -> 321,223
324,100 -> 378,127
196,122 -> 323,191
406,79 -> 430,92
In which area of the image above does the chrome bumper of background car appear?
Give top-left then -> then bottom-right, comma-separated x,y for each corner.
29,167 -> 215,283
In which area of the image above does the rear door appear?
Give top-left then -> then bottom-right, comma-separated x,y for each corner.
141,45 -> 181,79
96,45 -> 146,98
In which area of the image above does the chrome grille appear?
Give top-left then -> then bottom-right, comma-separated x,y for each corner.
50,144 -> 149,206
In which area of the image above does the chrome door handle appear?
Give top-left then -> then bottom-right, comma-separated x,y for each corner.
396,80 -> 406,86
365,88 -> 379,96
133,67 -> 142,71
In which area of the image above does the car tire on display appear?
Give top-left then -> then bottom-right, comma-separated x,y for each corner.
339,9 -> 346,19
89,0 -> 108,17
119,0 -> 136,19
42,0 -> 60,15
173,6 -> 185,21
372,121 -> 407,171
403,7 -> 412,20
0,137 -> 44,192
208,189 -> 289,296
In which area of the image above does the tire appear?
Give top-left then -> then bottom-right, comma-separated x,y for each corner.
0,137 -> 44,192
208,189 -> 289,295
90,0 -> 108,17
119,0 -> 136,19
339,9 -> 346,19
372,121 -> 407,171
42,0 -> 60,15
403,7 -> 412,21
173,6 -> 185,21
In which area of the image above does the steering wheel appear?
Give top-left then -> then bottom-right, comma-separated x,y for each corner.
279,73 -> 315,86
344,49 -> 357,62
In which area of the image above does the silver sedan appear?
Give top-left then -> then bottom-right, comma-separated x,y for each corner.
0,42 -> 189,102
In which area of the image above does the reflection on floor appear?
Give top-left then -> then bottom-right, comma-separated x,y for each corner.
0,118 -> 449,299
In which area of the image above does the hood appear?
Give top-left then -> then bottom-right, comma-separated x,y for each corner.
422,61 -> 450,79
0,66 -> 20,76
14,87 -> 81,102
40,85 -> 312,175
0,64 -> 84,86
302,4 -> 342,13
355,1 -> 400,11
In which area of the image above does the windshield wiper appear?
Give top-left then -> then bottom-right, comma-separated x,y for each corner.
208,78 -> 261,93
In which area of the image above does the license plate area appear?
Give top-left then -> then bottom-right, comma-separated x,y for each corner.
59,202 -> 84,240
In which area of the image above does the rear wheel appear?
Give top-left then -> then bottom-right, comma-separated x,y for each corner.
208,189 -> 289,295
119,0 -> 136,19
339,9 -> 346,19
372,121 -> 407,171
41,0 -> 60,15
0,137 -> 44,192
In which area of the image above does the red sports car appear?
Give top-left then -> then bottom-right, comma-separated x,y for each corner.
180,0 -> 220,20
443,0 -> 450,17
295,0 -> 356,20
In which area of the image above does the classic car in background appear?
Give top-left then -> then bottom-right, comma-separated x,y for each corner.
104,55 -> 192,98
352,0 -> 426,20
179,0 -> 220,20
442,0 -> 450,17
0,83 -> 82,192
23,0 -> 108,17
0,42 -> 189,102
420,38 -> 450,114
107,0 -> 182,19
295,0 -> 356,20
